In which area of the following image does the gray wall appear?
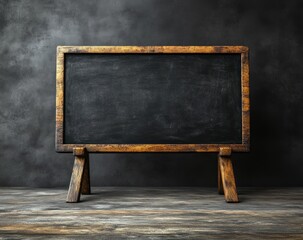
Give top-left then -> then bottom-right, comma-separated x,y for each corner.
0,0 -> 302,187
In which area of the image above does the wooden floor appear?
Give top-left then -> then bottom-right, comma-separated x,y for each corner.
0,188 -> 302,239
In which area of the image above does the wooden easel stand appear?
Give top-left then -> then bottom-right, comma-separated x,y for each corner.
66,147 -> 238,203
66,147 -> 91,203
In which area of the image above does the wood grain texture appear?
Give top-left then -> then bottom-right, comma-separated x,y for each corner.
0,187 -> 302,239
219,148 -> 239,203
218,160 -> 224,195
66,148 -> 88,202
73,147 -> 85,156
241,50 -> 250,149
219,147 -> 232,156
56,143 -> 249,153
55,47 -> 64,147
57,45 -> 249,53
55,46 -> 250,153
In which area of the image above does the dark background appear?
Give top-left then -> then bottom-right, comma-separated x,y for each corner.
0,0 -> 302,187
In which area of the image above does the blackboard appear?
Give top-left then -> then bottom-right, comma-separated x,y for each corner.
56,46 -> 250,152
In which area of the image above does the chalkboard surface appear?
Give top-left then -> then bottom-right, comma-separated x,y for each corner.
64,53 -> 241,144
56,46 -> 249,152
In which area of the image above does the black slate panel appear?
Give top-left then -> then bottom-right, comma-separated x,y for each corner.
64,53 -> 241,144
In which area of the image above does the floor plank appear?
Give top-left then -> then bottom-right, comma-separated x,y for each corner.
0,187 -> 302,239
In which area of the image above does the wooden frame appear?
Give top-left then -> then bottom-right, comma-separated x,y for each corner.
56,46 -> 250,153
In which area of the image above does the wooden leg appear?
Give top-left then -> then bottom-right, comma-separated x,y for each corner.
81,151 -> 91,195
66,147 -> 87,203
218,147 -> 239,203
218,159 -> 224,195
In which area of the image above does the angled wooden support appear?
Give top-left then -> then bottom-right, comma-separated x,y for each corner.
218,147 -> 239,203
218,160 -> 224,195
81,150 -> 91,195
66,147 -> 91,203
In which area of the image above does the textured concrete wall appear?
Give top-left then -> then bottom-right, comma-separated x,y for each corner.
0,0 -> 302,187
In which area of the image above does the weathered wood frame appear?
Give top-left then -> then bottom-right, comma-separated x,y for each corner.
57,46 -> 249,203
56,46 -> 250,153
